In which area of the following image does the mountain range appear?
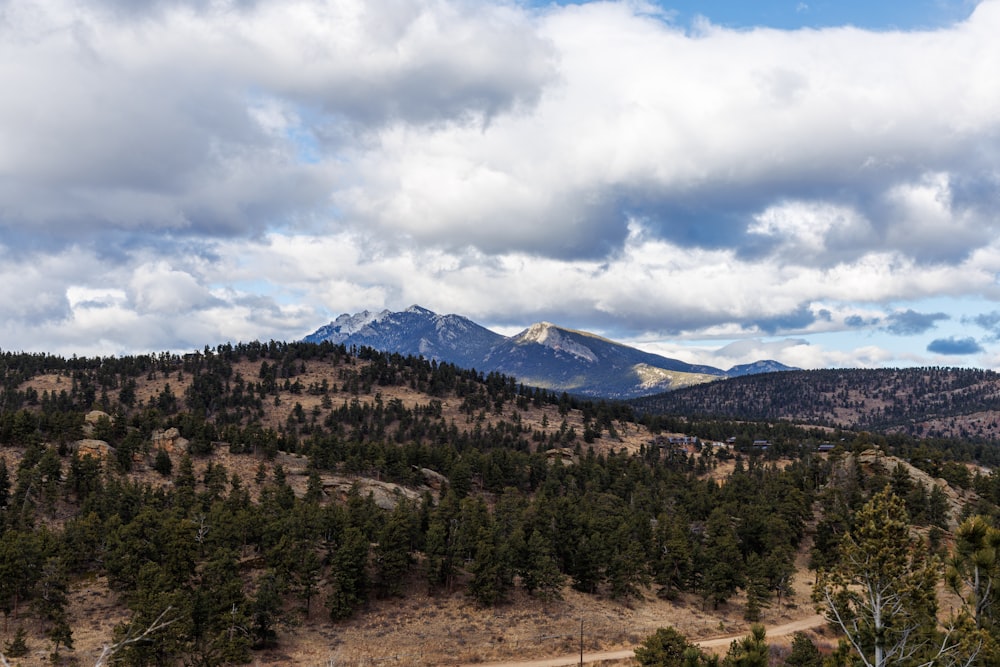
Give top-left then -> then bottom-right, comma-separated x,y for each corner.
303,306 -> 796,399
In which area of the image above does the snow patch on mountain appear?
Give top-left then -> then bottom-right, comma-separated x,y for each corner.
304,309 -> 390,344
517,323 -> 598,363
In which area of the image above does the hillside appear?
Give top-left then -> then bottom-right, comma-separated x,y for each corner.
0,344 -> 992,666
633,366 -> 1000,441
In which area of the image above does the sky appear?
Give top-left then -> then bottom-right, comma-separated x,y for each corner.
1,0 -> 999,372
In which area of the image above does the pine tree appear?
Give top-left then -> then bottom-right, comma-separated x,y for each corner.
635,626 -> 709,667
374,502 -> 413,598
34,557 -> 73,652
742,554 -> 770,622
814,487 -> 974,667
174,454 -> 197,513
947,515 -> 1000,632
3,626 -> 28,657
721,623 -> 768,667
153,448 -> 173,477
700,507 -> 743,608
467,523 -> 513,607
250,570 -> 282,649
784,632 -> 822,667
328,527 -> 369,620
517,529 -> 564,603
653,513 -> 693,600
0,458 -> 10,510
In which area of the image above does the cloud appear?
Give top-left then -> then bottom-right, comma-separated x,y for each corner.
2,0 -> 1000,369
845,314 -> 881,328
884,309 -> 949,335
927,336 -> 984,355
969,310 -> 1000,329
5,0 -> 1000,264
334,1 -> 1000,260
0,0 -> 553,252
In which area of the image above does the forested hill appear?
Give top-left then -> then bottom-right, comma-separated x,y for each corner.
0,343 -> 997,666
0,341 -> 816,665
631,366 -> 1000,440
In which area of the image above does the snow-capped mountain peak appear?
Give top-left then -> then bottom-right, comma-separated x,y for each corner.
519,322 -> 556,343
304,309 -> 390,344
334,309 -> 387,332
516,322 -> 598,363
303,307 -> 797,399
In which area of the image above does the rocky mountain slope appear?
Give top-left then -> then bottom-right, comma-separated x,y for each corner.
304,306 -> 796,399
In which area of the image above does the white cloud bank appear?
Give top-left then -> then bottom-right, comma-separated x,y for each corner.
1,0 -> 999,370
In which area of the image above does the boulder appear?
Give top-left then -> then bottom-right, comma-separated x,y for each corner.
417,467 -> 449,490
82,410 -> 113,436
152,428 -> 189,454
73,439 -> 115,460
324,478 -> 422,510
545,447 -> 577,465
85,410 -> 112,426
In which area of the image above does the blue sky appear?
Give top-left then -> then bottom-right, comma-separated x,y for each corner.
1,0 -> 999,372
623,0 -> 978,31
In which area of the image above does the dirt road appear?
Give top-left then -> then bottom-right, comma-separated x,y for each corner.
457,614 -> 827,667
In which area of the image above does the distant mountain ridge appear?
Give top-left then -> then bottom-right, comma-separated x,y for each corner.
629,366 -> 1000,441
304,306 -> 796,399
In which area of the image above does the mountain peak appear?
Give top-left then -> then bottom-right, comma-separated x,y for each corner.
303,307 -> 796,399
516,322 -> 598,363
520,322 -> 556,343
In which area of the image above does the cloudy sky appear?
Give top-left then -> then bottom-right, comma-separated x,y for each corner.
2,0 -> 999,371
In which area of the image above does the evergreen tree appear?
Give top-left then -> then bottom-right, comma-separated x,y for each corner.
0,458 -> 11,510
653,514 -> 693,600
189,549 -> 252,664
425,493 -> 461,593
374,502 -> 413,598
947,515 -> 1000,632
722,624 -> 768,667
250,570 -> 282,649
467,523 -> 513,607
700,507 -> 743,608
517,529 -> 564,603
174,454 -> 197,513
153,448 -> 173,477
814,488 -> 973,667
742,554 -> 771,622
328,527 -> 369,620
635,626 -> 702,667
293,547 -> 323,618
784,632 -> 822,667
3,626 -> 28,657
34,557 -> 73,652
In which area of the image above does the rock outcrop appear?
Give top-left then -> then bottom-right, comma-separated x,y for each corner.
152,427 -> 189,454
73,439 -> 115,460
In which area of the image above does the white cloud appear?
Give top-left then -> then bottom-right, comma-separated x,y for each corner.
333,1 -> 1000,258
2,0 -> 1000,370
129,261 -> 218,314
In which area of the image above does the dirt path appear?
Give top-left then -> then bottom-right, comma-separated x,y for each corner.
457,614 -> 827,667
